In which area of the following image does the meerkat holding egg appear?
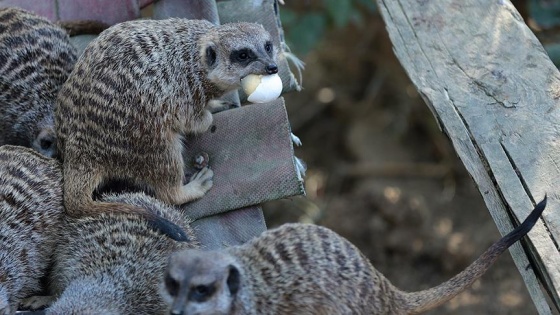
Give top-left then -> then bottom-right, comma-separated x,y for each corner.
55,19 -> 280,240
0,7 -> 77,158
163,198 -> 546,315
0,145 -> 64,314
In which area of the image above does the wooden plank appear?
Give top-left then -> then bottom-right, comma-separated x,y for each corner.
377,0 -> 560,313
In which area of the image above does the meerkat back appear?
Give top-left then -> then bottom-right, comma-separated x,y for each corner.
54,19 -> 280,240
46,192 -> 199,315
0,8 -> 77,157
0,145 -> 64,314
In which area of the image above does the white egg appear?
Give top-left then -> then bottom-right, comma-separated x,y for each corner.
241,73 -> 283,104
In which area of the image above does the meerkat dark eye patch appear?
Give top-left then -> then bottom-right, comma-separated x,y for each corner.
230,49 -> 255,65
226,265 -> 241,295
205,46 -> 216,67
189,284 -> 216,302
40,138 -> 53,151
164,273 -> 180,297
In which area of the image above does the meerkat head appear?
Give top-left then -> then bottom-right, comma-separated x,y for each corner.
162,249 -> 243,315
200,22 -> 278,92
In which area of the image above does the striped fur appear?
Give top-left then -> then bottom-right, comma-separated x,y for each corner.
0,145 -> 64,314
47,192 -> 199,315
164,198 -> 546,315
0,8 -> 77,158
55,19 -> 277,240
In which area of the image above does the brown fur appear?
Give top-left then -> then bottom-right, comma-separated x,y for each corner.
45,192 -> 199,315
0,7 -> 77,158
55,19 -> 278,240
0,145 -> 64,314
163,198 -> 546,315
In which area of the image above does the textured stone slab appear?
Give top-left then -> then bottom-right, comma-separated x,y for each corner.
182,97 -> 304,220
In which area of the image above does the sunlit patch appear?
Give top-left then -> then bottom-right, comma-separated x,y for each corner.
316,87 -> 335,103
383,186 -> 401,204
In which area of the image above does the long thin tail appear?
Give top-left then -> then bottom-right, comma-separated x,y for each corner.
400,196 -> 547,314
69,200 -> 190,242
63,165 -> 189,242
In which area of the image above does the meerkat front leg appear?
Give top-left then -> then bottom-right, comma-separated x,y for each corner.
207,98 -> 238,114
189,109 -> 213,134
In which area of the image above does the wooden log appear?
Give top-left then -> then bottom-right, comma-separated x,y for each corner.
377,0 -> 560,313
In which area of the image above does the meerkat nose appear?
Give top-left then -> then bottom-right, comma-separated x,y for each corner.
265,64 -> 278,74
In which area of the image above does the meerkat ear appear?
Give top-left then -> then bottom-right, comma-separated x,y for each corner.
226,265 -> 240,295
205,43 -> 217,68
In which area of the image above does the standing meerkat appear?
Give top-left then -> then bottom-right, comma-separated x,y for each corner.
0,7 -> 77,158
0,145 -> 64,314
163,198 -> 547,315
40,192 -> 200,315
55,19 -> 279,240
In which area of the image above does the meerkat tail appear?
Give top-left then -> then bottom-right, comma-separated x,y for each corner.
62,165 -> 189,242
399,196 -> 547,314
74,201 -> 190,242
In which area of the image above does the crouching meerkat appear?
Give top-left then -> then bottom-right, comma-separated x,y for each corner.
0,7 -> 77,158
55,19 -> 279,240
0,145 -> 64,314
40,193 -> 200,315
163,198 -> 546,315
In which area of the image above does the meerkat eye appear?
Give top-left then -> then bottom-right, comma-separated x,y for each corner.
40,138 -> 53,150
238,52 -> 248,61
189,284 -> 215,302
265,41 -> 272,53
231,49 -> 253,63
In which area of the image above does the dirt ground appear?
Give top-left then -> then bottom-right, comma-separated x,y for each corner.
263,11 -> 550,315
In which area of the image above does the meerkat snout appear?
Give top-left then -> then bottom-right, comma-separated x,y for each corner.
164,250 -> 241,315
265,64 -> 278,74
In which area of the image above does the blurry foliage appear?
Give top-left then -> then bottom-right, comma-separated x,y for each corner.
529,0 -> 560,29
527,0 -> 560,66
279,0 -> 560,67
279,0 -> 377,55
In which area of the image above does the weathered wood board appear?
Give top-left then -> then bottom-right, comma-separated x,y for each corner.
377,0 -> 560,313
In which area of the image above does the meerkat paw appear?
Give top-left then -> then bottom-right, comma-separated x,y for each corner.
189,166 -> 214,191
291,132 -> 302,146
208,99 -> 239,113
20,295 -> 56,310
179,167 -> 214,203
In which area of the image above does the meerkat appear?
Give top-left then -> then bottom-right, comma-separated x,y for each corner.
0,145 -> 64,315
163,197 -> 547,315
38,192 -> 200,315
55,18 -> 279,240
0,7 -> 77,158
